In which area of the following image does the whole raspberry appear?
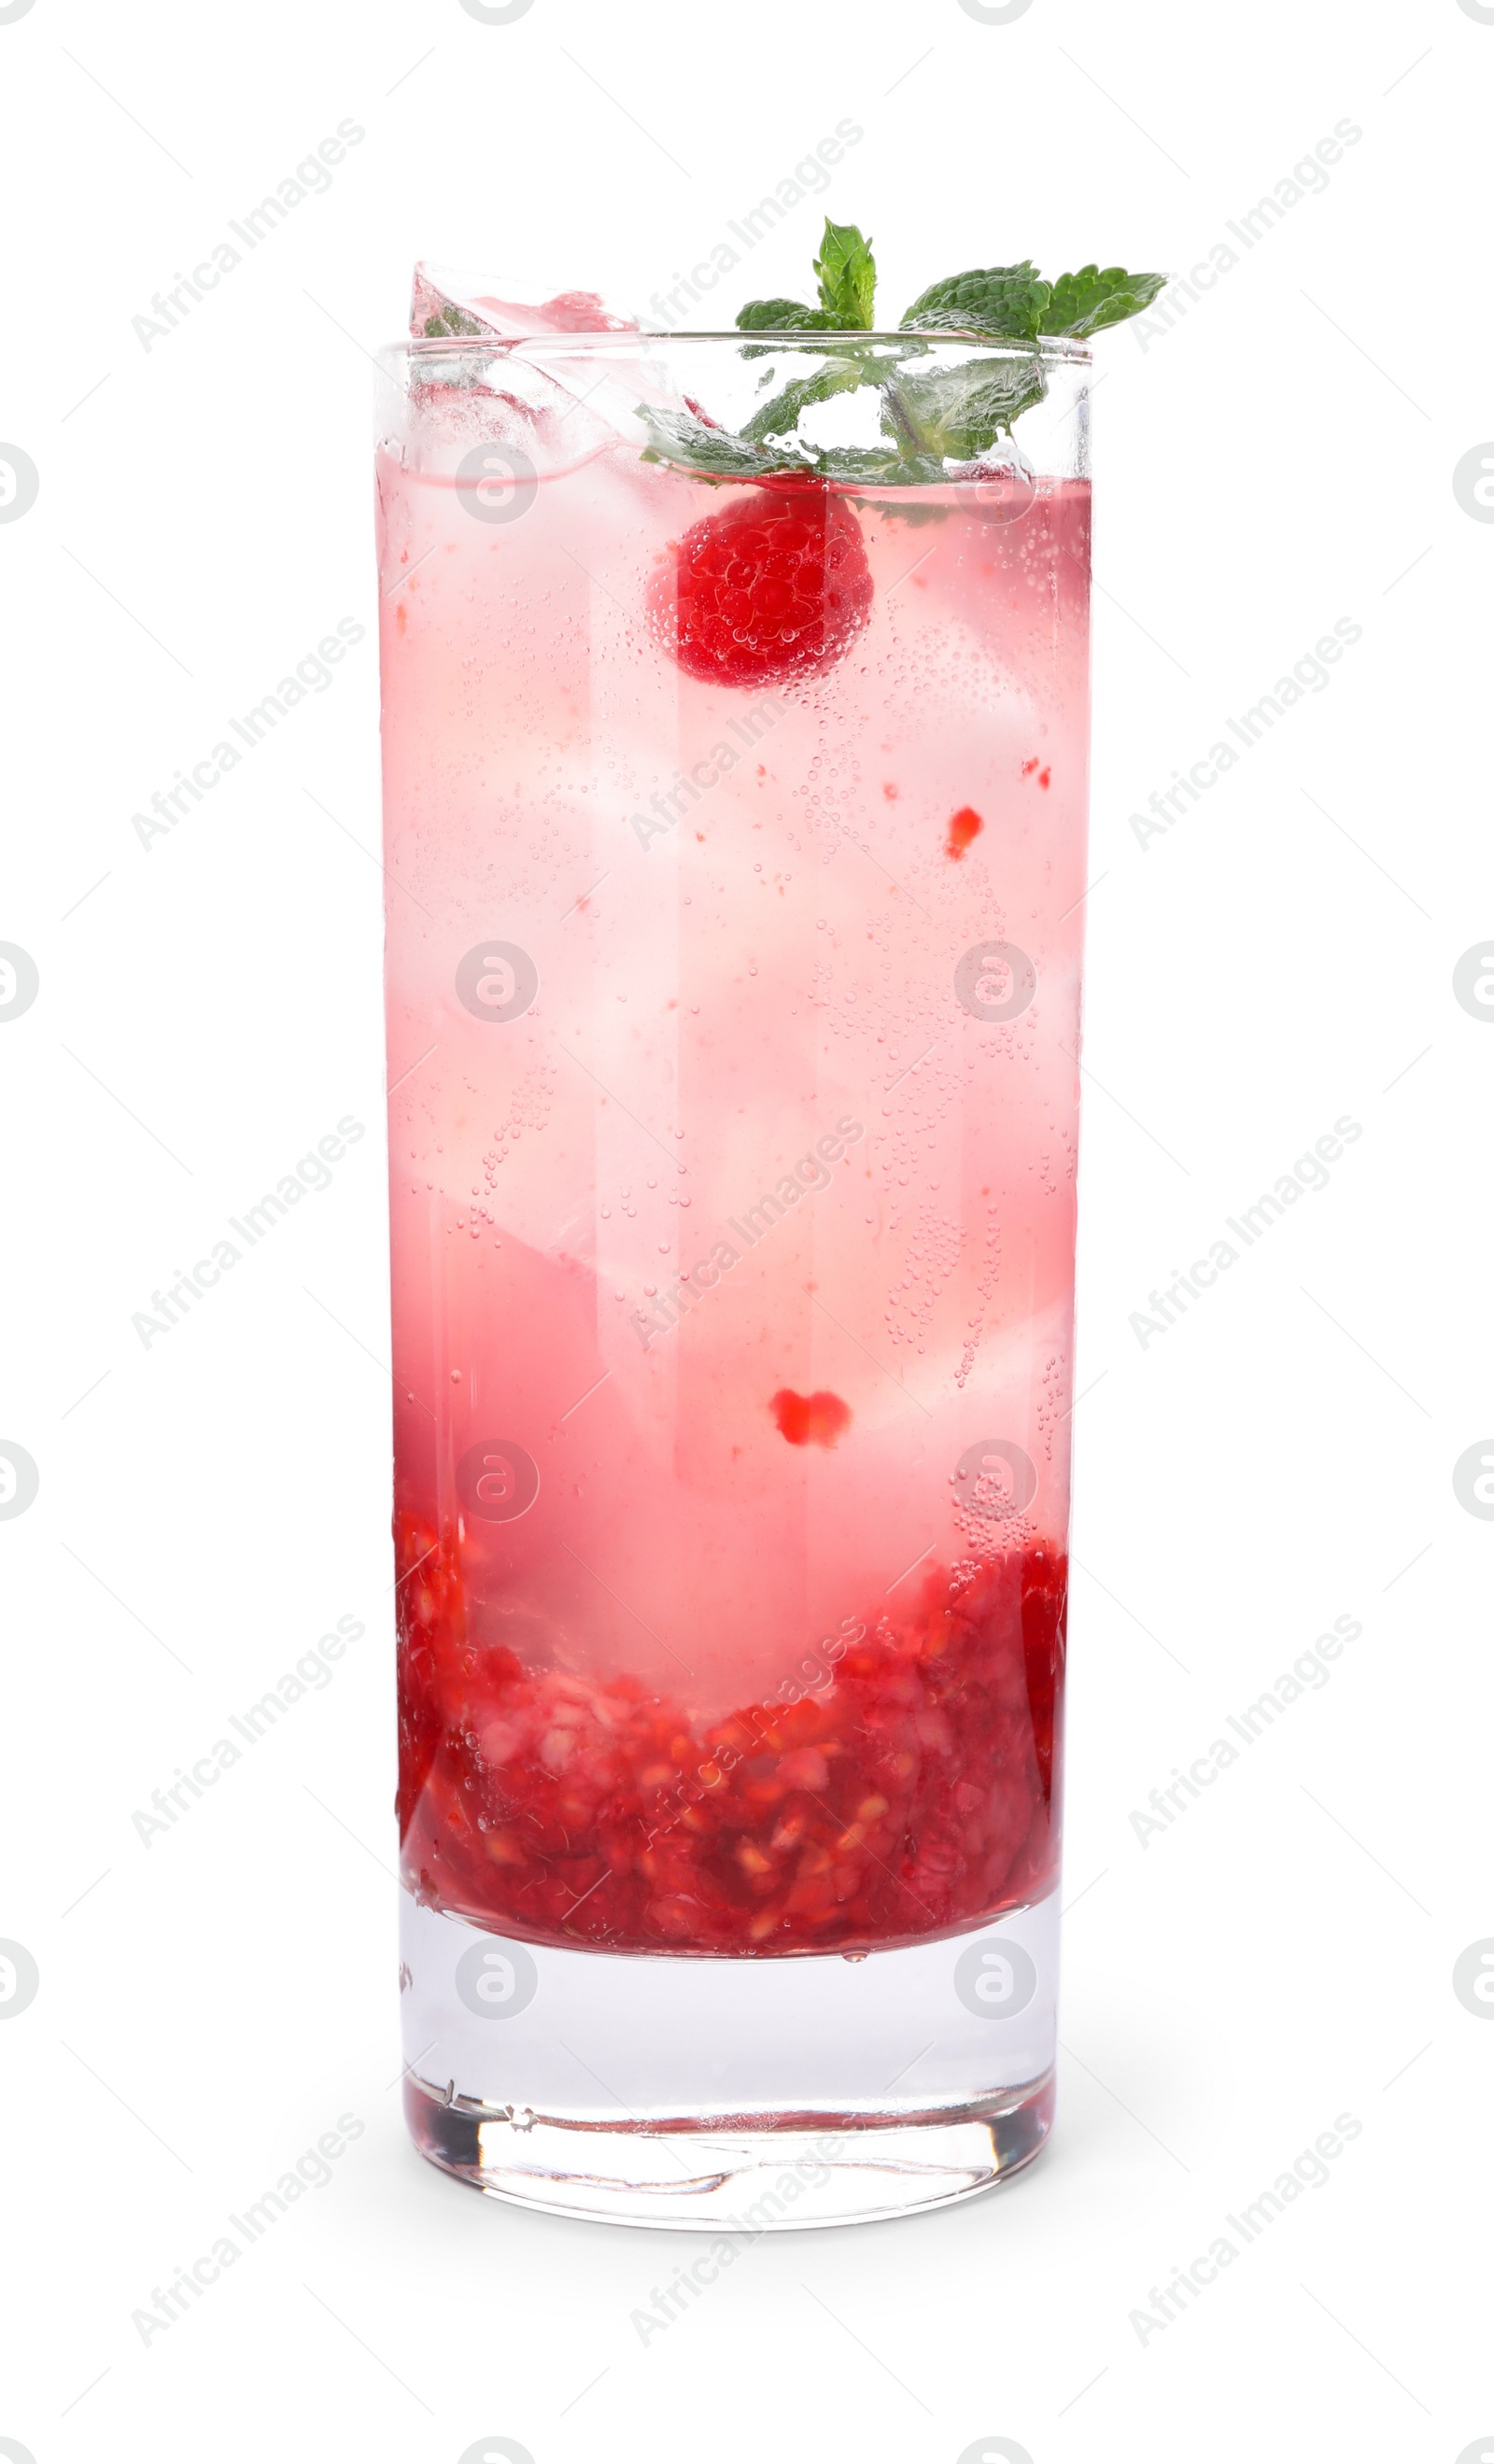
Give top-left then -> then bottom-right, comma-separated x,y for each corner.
657,486 -> 874,687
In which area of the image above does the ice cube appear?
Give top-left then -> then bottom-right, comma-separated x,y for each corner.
412,262 -> 638,342
404,263 -> 696,481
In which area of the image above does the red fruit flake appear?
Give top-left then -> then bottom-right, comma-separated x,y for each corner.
395,1512 -> 1065,1956
946,805 -> 984,860
770,1387 -> 852,1447
656,487 -> 874,689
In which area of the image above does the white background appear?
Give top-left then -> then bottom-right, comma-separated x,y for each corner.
1,0 -> 1489,2457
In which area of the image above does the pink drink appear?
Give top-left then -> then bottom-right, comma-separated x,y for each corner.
377,317 -> 1092,2218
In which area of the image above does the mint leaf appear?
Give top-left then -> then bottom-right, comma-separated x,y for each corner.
899,263 -> 1051,342
740,338 -> 909,451
881,356 -> 1048,461
741,352 -> 868,447
636,398 -> 943,492
636,404 -> 806,480
423,304 -> 482,337
1043,264 -> 1167,336
814,444 -> 943,486
813,219 -> 877,329
736,297 -> 842,333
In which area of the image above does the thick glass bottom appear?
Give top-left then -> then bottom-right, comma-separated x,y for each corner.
399,1881 -> 1058,2229
403,2084 -> 1054,2228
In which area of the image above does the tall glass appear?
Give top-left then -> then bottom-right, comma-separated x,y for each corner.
375,313 -> 1091,2227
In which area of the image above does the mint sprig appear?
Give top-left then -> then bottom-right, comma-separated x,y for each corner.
738,217 -> 880,336
639,218 -> 1166,487
812,218 -> 878,330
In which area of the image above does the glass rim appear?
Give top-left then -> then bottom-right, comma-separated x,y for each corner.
380,329 -> 1094,366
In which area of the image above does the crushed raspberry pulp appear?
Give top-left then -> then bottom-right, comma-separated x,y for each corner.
397,1514 -> 1064,1956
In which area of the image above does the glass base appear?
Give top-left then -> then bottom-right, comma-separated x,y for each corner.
403,2079 -> 1054,2228
399,1881 -> 1058,2229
